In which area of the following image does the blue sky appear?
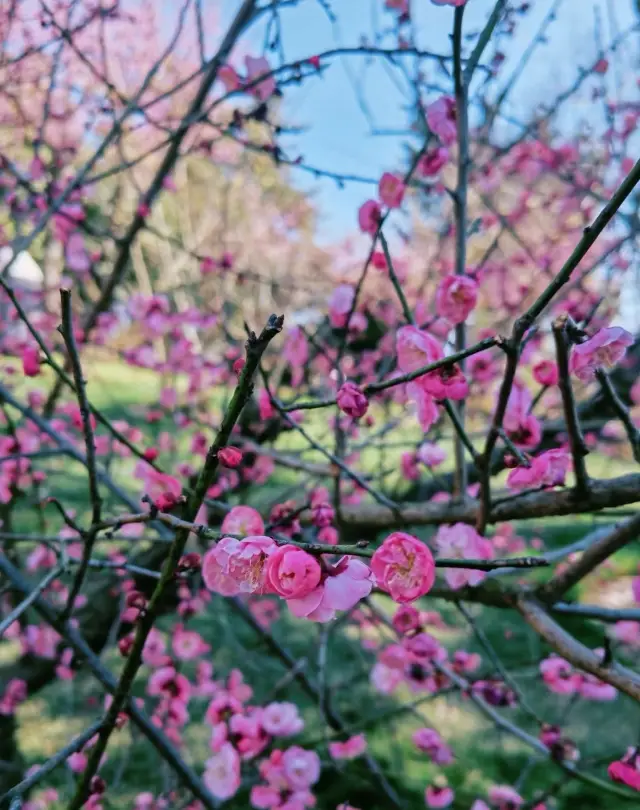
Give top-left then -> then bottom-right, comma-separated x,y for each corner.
229,0 -> 638,243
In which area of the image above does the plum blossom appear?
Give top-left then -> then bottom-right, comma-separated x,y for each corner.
435,524 -> 493,589
570,326 -> 633,381
287,557 -> 374,622
371,532 -> 436,603
22,345 -> 41,377
412,728 -> 454,764
266,545 -> 322,600
203,742 -> 241,800
435,275 -> 479,325
426,96 -> 457,146
418,147 -> 449,177
532,359 -> 559,387
329,734 -> 367,760
407,381 -> 440,432
358,199 -> 382,235
608,749 -> 640,792
282,746 -> 320,790
425,785 -> 454,808
421,364 -> 469,401
328,285 -> 355,328
245,55 -> 277,101
134,462 -> 182,511
337,382 -> 368,419
221,505 -> 265,537
378,172 -> 406,208
261,702 -> 304,736
507,448 -> 570,491
416,442 -> 446,468
396,326 -> 443,372
488,786 -> 523,809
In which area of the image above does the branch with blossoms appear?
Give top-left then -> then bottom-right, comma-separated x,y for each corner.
2,1 -> 640,810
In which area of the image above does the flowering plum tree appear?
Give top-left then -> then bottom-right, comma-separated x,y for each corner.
0,1 -> 640,809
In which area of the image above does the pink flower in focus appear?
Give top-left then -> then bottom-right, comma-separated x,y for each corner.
329,734 -> 367,760
426,96 -> 457,146
396,326 -> 443,373
202,537 -> 242,596
282,746 -> 321,790
245,55 -> 276,101
371,532 -> 436,603
261,702 -> 304,736
358,199 -> 382,235
507,448 -> 570,491
421,364 -> 469,401
569,327 -> 633,382
266,545 -> 322,600
425,785 -> 454,808
435,275 -> 479,325
221,505 -> 265,537
22,345 -> 41,377
435,524 -> 493,590
204,742 -> 241,800
378,172 -> 406,209
287,557 -> 374,622
328,285 -> 355,328
418,147 -> 449,177
532,359 -> 559,387
227,535 -> 276,594
337,382 -> 368,419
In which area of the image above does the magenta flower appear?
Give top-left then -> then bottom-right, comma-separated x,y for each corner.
426,96 -> 457,146
396,325 -> 443,372
570,326 -> 633,381
539,655 -> 580,695
507,448 -> 570,491
421,364 -> 469,401
378,172 -> 406,209
407,382 -> 440,432
418,146 -> 449,177
608,750 -> 640,792
435,275 -> 479,325
266,545 -> 322,600
337,381 -> 368,419
358,199 -> 382,235
287,557 -> 374,622
532,359 -> 559,387
371,532 -> 436,603
329,734 -> 367,760
21,345 -> 41,377
412,728 -> 454,765
435,524 -> 493,590
425,785 -> 454,808
221,505 -> 265,537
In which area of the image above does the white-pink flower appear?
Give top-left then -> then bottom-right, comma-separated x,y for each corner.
203,742 -> 241,800
569,326 -> 633,382
435,524 -> 493,589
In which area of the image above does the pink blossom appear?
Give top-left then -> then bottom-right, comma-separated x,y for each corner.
218,446 -> 243,468
370,661 -> 404,694
425,785 -> 454,808
421,364 -> 469,401
245,55 -> 276,101
407,382 -> 440,432
266,545 -> 322,600
22,345 -> 41,377
0,679 -> 27,715
371,532 -> 436,603
435,275 -> 478,325
261,702 -> 304,736
418,147 -> 449,177
134,462 -> 182,511
613,621 -> 640,646
337,382 -> 368,419
396,326 -> 443,373
287,557 -> 374,622
507,448 -> 570,491
142,629 -> 171,668
225,535 -> 276,594
378,172 -> 406,209
172,625 -> 210,661
282,746 -> 321,790
329,734 -> 367,760
203,742 -> 241,800
569,327 -> 633,382
147,666 -> 191,704
358,199 -> 382,235
221,505 -> 265,537
532,359 -> 559,387
416,442 -> 446,468
540,655 -> 580,695
435,524 -> 493,590
328,285 -> 355,328
202,537 -> 243,596
65,232 -> 91,274
219,64 -> 242,93
609,757 -> 640,791
67,752 -> 87,773
426,96 -> 457,146
413,728 -> 454,764
488,786 -> 523,809
392,605 -> 421,634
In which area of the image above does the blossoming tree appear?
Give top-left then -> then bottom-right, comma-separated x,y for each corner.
1,1 -> 640,809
